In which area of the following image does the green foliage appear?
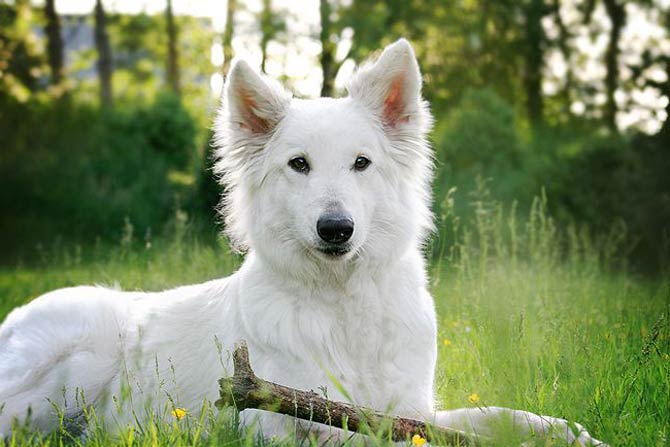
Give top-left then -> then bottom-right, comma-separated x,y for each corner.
432,88 -> 533,229
111,13 -> 158,61
136,91 -> 197,167
431,88 -> 670,272
437,89 -> 521,171
434,89 -> 523,196
188,129 -> 223,234
0,92 -> 198,264
340,0 -> 526,113
0,1 -> 46,98
547,133 -> 670,271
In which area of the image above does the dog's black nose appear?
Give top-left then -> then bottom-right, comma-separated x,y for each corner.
317,216 -> 354,244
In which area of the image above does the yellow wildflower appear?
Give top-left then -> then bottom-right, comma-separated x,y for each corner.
411,434 -> 426,446
171,407 -> 187,420
468,393 -> 480,404
443,339 -> 452,347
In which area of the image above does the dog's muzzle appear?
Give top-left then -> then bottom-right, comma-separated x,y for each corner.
316,213 -> 354,256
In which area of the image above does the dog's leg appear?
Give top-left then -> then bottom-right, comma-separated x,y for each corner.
0,286 -> 127,438
433,407 -> 608,446
239,409 -> 371,445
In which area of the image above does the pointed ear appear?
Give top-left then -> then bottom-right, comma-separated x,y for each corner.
213,61 -> 291,252
223,59 -> 291,135
347,39 -> 424,129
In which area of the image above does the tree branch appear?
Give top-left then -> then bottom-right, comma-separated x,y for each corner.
216,341 -> 480,445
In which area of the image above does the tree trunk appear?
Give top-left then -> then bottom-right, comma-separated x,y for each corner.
44,0 -> 64,86
222,0 -> 236,77
260,0 -> 272,73
660,57 -> 670,138
319,0 -> 336,97
659,9 -> 670,137
602,0 -> 625,132
551,0 -> 574,115
165,0 -> 180,95
523,0 -> 545,131
94,0 -> 113,107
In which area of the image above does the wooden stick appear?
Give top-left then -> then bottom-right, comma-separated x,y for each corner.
216,341 -> 479,445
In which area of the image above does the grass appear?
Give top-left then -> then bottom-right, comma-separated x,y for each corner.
1,198 -> 668,446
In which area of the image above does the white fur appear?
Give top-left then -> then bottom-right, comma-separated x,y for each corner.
0,39 -> 605,446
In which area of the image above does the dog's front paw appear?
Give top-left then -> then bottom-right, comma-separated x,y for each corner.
538,418 -> 609,447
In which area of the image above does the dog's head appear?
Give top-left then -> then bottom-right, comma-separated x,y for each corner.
214,39 -> 433,276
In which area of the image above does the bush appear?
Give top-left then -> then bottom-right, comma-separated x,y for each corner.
548,133 -> 670,271
431,89 -> 669,272
432,88 -> 536,220
431,90 -> 522,261
187,129 -> 224,239
135,91 -> 197,168
435,88 -> 521,174
0,93 -> 198,264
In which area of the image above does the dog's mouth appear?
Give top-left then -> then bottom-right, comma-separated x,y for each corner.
316,244 -> 352,259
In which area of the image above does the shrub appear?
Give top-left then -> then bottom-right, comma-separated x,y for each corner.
548,133 -> 670,271
432,88 -> 535,222
0,93 -> 197,264
135,91 -> 196,168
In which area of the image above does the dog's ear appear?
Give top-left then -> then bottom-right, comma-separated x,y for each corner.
347,39 -> 424,129
223,60 -> 291,136
214,61 -> 291,252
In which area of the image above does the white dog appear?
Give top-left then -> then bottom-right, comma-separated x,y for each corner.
0,39 -> 605,445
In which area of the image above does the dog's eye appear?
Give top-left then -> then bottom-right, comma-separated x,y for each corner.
288,157 -> 310,174
353,156 -> 371,172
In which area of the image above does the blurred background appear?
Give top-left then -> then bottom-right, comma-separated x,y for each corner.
1,0 -> 669,273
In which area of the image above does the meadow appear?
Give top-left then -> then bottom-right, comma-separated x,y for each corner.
2,195 -> 668,446
3,0 -> 670,444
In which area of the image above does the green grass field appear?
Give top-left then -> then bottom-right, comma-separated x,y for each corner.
1,200 -> 668,446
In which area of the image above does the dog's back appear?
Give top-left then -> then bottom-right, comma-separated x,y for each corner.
0,278 -> 235,436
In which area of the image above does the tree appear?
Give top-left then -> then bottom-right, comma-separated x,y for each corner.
319,0 -> 336,97
339,0 -> 529,112
44,0 -> 64,86
661,7 -> 670,137
522,0 -> 547,130
582,0 -> 626,131
94,0 -> 113,106
260,0 -> 271,73
658,55 -> 670,137
222,0 -> 236,77
627,4 -> 670,137
318,0 -> 350,97
259,0 -> 286,74
548,0 -> 575,115
165,0 -> 180,95
0,0 -> 44,97
602,0 -> 626,131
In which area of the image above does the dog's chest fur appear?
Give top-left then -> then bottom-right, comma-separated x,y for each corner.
233,252 -> 437,415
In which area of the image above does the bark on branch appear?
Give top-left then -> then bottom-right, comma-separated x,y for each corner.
216,341 -> 479,445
